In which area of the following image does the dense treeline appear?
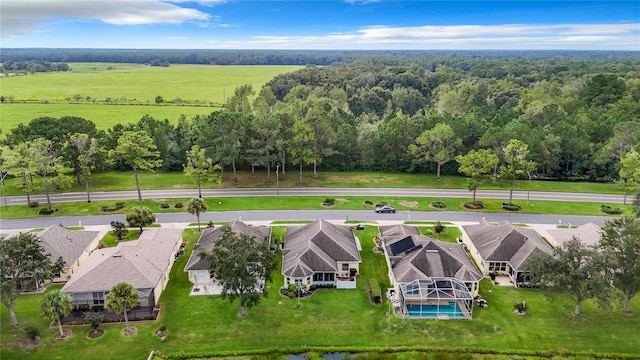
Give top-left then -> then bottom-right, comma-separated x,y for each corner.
1,60 -> 71,73
2,55 -> 640,193
1,48 -> 639,66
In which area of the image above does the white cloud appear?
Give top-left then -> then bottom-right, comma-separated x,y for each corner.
1,0 -> 211,37
221,23 -> 640,50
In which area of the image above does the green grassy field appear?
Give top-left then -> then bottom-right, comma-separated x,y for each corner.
1,227 -> 638,360
0,63 -> 301,131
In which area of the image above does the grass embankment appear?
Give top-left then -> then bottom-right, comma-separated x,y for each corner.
0,171 -> 624,197
0,63 -> 302,131
1,227 -> 638,360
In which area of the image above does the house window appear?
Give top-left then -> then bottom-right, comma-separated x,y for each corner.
341,263 -> 349,271
489,262 -> 507,272
313,273 -> 323,282
406,283 -> 419,295
92,292 -> 105,305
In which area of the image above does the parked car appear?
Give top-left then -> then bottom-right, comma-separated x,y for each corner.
375,205 -> 396,213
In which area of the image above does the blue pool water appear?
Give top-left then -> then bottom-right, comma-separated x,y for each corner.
406,302 -> 464,317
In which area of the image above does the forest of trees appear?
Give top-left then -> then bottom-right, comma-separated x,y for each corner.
1,53 -> 639,190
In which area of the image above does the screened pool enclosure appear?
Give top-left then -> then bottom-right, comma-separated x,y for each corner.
398,278 -> 474,320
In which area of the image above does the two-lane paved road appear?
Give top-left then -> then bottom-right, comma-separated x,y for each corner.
1,187 -> 626,206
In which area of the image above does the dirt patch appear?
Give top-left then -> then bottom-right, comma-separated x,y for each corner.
399,200 -> 418,208
19,337 -> 41,350
122,327 -> 137,336
55,329 -> 72,341
87,329 -> 104,339
336,198 -> 349,203
320,202 -> 336,208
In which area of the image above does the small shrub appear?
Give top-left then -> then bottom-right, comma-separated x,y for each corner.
38,208 -> 55,215
514,301 -> 528,313
431,201 -> 447,209
434,220 -> 446,234
160,202 -> 170,209
502,203 -> 522,211
101,205 -> 109,212
174,202 -> 184,208
364,200 -> 373,205
157,324 -> 167,333
323,197 -> 335,205
28,201 -> 39,208
375,202 -> 388,208
24,325 -> 40,341
115,202 -> 125,210
84,311 -> 104,332
600,205 -> 623,215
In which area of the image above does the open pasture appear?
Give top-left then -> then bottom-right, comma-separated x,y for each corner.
0,63 -> 300,130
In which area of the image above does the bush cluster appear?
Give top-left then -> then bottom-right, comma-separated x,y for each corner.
430,201 -> 447,209
280,284 -> 300,298
323,197 -> 335,206
514,302 -> 528,313
24,325 -> 40,341
101,202 -> 126,212
174,202 -> 184,208
38,208 -> 57,215
160,202 -> 170,209
434,221 -> 446,234
28,201 -> 39,208
364,200 -> 373,205
502,203 -> 522,211
600,205 -> 623,214
463,201 -> 484,209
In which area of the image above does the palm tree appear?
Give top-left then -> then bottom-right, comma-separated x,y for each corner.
187,198 -> 207,232
40,290 -> 73,337
105,282 -> 139,332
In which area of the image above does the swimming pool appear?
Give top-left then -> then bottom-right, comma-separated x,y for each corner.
406,302 -> 465,317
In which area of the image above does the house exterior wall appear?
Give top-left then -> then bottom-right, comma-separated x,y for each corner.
461,231 -> 487,275
188,270 -> 213,286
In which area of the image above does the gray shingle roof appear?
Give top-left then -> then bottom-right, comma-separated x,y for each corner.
547,223 -> 602,247
184,221 -> 271,271
462,219 -> 553,271
379,224 -> 421,240
385,235 -> 482,283
61,228 -> 182,293
282,219 -> 361,278
37,225 -> 99,266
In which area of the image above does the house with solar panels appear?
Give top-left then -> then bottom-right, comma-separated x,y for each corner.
282,219 -> 361,290
379,224 -> 481,319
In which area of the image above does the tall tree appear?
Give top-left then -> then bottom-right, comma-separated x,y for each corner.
186,198 -> 207,232
105,282 -> 139,332
501,139 -> 536,206
184,145 -> 220,198
109,131 -> 162,201
528,238 -> 614,317
410,123 -> 461,180
5,142 -> 36,206
199,225 -> 275,317
67,133 -> 100,203
40,290 -> 73,337
225,84 -> 255,114
618,150 -> 640,205
0,232 -> 64,327
600,217 -> 640,312
126,206 -> 155,234
30,138 -> 73,211
455,149 -> 499,204
289,120 -> 315,184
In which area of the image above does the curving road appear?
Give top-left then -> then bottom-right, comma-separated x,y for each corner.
1,187 -> 626,206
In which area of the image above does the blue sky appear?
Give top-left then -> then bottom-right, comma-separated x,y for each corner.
1,1 -> 639,50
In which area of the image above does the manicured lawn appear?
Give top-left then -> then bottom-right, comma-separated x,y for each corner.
417,225 -> 462,243
1,195 -> 632,219
2,226 -> 638,359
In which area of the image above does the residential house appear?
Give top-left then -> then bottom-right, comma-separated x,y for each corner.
380,225 -> 481,319
461,219 -> 553,286
37,224 -> 101,283
546,222 -> 602,248
184,221 -> 271,293
282,219 -> 361,289
61,228 -> 182,312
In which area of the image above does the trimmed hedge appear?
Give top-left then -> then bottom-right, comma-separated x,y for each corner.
430,201 -> 447,209
600,205 -> 623,214
502,203 -> 522,211
463,201 -> 484,209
